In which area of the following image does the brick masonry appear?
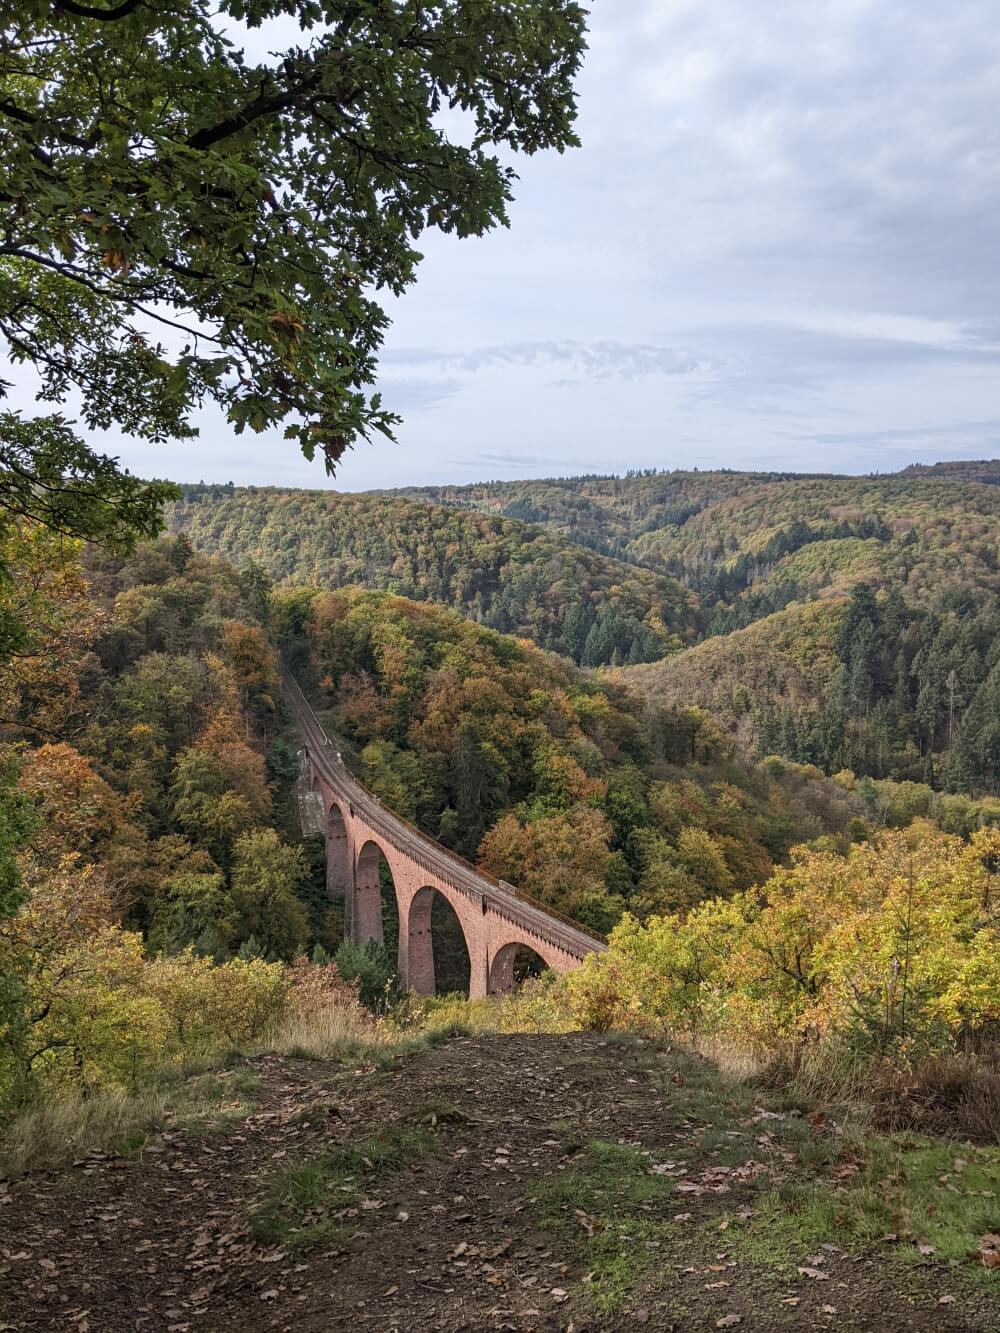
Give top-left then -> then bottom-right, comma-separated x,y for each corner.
310,771 -> 591,999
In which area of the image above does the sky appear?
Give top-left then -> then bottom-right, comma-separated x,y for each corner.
20,1 -> 1000,489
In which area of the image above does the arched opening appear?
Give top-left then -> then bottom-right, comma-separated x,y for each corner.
406,887 -> 472,997
354,841 -> 400,954
488,942 -> 548,995
326,802 -> 352,900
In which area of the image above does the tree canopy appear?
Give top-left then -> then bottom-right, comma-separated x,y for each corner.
0,0 -> 587,513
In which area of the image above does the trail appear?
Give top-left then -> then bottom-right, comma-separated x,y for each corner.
2,1034 -> 994,1332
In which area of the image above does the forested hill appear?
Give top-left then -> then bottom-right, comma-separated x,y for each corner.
629,475 -> 1000,612
379,468 -> 1000,610
166,488 -> 701,667
168,465 -> 1000,793
898,459 -> 1000,483
381,469 -> 820,558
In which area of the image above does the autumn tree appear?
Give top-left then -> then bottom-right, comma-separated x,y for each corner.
170,747 -> 268,864
0,751 -> 36,1087
478,806 -> 615,926
229,828 -> 309,961
0,523 -> 101,731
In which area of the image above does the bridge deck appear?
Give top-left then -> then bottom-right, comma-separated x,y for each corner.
280,666 -> 607,962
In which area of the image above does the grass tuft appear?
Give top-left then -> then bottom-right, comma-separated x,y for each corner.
248,1121 -> 437,1250
0,1063 -> 261,1177
0,1089 -> 167,1177
263,1003 -> 389,1062
532,1140 -> 677,1313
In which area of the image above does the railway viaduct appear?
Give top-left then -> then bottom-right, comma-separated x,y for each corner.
283,669 -> 606,1000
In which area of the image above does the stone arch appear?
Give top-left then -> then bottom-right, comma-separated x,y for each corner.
326,800 -> 352,903
405,886 -> 472,997
354,839 -> 395,947
488,941 -> 550,995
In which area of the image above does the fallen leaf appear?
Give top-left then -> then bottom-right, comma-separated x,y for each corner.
797,1266 -> 831,1281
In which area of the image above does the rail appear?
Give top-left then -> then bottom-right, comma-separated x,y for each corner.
280,665 -> 607,958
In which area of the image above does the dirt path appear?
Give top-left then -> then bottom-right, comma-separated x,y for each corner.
2,1034 -> 996,1332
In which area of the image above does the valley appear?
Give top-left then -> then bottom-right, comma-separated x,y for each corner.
4,6 -> 1000,1328
3,464 -> 1000,1330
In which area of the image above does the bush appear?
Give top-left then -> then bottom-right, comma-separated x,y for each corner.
148,951 -> 290,1053
334,938 -> 397,1010
567,824 -> 1000,1060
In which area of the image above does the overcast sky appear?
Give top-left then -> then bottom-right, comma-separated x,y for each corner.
27,1 -> 1000,488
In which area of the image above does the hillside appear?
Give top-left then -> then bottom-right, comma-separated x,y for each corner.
612,598 -> 847,753
630,475 -> 1000,614
899,459 -> 1000,483
276,586 -> 865,930
384,469 -> 1000,619
381,469 -> 813,557
168,469 -> 1000,790
172,468 -> 1000,643
167,488 -> 701,667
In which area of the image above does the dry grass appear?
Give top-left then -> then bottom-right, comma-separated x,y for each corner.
744,1040 -> 1000,1145
872,1052 -> 1000,1144
263,1001 -> 391,1061
392,976 -> 579,1038
1,1088 -> 167,1177
693,1033 -> 771,1082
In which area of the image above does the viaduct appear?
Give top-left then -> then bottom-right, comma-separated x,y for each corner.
283,668 -> 606,1000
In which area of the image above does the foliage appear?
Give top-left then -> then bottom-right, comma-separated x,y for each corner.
169,487 -> 699,665
10,494 -> 995,1124
0,521 -> 104,726
285,586 -> 856,926
334,938 -> 397,1012
1,2 -> 585,511
0,752 -> 35,1092
567,822 -> 1000,1060
229,828 -> 309,961
377,467 -> 1000,796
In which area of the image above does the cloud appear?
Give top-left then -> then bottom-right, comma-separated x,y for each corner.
383,340 -> 719,383
374,377 -> 464,414
24,1 -> 1000,490
470,451 -> 569,469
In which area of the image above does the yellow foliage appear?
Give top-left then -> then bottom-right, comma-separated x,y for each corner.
568,823 -> 1000,1058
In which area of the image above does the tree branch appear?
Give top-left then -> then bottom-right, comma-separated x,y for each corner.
53,0 -> 147,20
186,73 -> 322,151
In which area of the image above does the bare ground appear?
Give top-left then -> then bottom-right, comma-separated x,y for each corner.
2,1033 -> 997,1332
